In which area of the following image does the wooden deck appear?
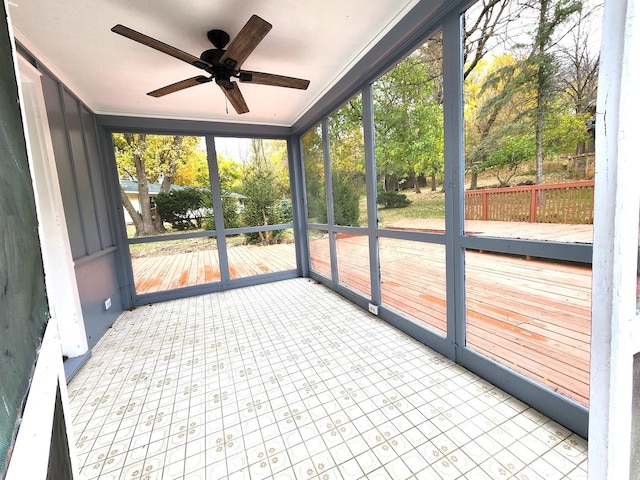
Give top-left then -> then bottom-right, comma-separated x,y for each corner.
387,218 -> 594,244
130,221 -> 592,406
131,242 -> 297,293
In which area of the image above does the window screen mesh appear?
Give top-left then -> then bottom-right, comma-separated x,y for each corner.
1,3 -> 49,472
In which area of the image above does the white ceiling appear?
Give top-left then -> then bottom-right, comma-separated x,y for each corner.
9,0 -> 421,126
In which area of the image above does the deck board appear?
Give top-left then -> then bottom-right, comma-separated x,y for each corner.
130,221 -> 592,405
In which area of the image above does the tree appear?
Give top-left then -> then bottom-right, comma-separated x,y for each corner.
302,124 -> 325,222
464,0 -> 591,188
241,139 -> 283,244
557,4 -> 600,153
113,133 -> 204,236
463,0 -> 519,188
521,0 -> 583,184
542,100 -> 591,155
328,95 -> 365,226
484,132 -> 537,185
463,0 -> 513,80
373,35 -> 444,194
465,54 -> 535,186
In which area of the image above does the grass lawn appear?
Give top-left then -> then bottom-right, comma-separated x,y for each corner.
126,190 -> 446,257
126,225 -> 294,258
374,190 -> 445,228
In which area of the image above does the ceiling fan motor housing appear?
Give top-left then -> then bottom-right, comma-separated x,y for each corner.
206,29 -> 230,49
199,48 -> 224,67
200,48 -> 253,84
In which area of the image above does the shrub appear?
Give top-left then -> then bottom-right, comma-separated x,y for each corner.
201,193 -> 240,231
221,196 -> 240,229
155,187 -> 210,231
241,161 -> 282,244
332,172 -> 361,226
377,190 -> 411,208
278,198 -> 293,223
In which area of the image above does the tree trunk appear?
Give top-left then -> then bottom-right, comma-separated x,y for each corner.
470,171 -> 478,190
412,171 -> 421,194
535,90 -> 545,185
535,0 -> 548,187
125,133 -> 164,236
431,173 -> 437,191
159,136 -> 183,193
119,185 -> 143,237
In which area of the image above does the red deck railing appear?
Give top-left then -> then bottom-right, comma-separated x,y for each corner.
465,180 -> 595,224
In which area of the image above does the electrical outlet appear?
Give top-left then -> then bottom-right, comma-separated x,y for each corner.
104,298 -> 112,310
368,303 -> 379,315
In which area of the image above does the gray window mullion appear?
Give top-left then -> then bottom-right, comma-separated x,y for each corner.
362,84 -> 381,306
322,119 -> 338,285
442,10 -> 466,362
205,135 -> 231,286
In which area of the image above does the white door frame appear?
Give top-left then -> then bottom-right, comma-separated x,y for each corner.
17,55 -> 88,358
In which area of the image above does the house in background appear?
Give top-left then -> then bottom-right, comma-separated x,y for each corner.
1,0 -> 638,478
119,179 -> 187,224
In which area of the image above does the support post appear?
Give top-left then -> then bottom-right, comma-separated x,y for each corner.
589,0 -> 640,478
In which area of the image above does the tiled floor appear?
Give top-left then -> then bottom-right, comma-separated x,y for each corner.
68,278 -> 588,479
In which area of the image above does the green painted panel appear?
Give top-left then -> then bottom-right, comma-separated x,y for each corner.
0,4 -> 49,474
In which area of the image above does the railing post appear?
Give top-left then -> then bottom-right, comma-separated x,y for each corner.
482,190 -> 488,220
529,185 -> 537,223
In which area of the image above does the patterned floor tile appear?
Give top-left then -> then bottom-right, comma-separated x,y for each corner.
68,279 -> 588,479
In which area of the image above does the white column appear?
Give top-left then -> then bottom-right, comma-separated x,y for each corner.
589,0 -> 640,478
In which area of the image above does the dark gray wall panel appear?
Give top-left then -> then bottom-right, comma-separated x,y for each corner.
40,73 -> 86,258
63,91 -> 101,254
34,59 -> 123,348
75,251 -> 122,349
82,106 -> 114,249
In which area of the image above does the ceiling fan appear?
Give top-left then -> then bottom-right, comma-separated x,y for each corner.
111,15 -> 310,114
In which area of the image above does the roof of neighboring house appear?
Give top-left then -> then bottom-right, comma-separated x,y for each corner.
120,180 -> 246,199
120,179 -> 188,195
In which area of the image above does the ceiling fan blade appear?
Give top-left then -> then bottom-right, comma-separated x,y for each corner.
112,24 -> 213,70
219,15 -> 272,70
218,81 -> 249,114
239,71 -> 310,90
148,76 -> 212,97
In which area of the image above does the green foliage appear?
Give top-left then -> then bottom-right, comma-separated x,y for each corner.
463,0 -> 590,185
377,190 -> 412,208
328,95 -> 365,179
278,198 -> 293,223
241,141 -> 284,244
222,196 -> 240,229
113,133 -> 207,236
155,188 -> 210,231
482,133 -> 536,186
373,36 -> 445,192
331,171 -> 361,226
328,95 -> 366,226
217,154 -> 242,192
302,124 -> 326,222
113,133 -> 204,185
200,193 -> 239,231
543,106 -> 591,155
